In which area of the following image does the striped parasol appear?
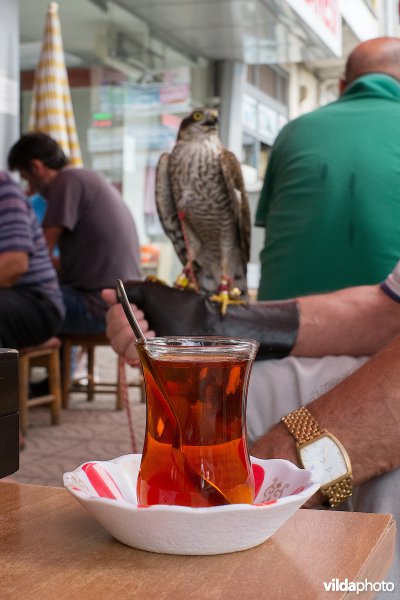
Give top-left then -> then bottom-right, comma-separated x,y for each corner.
29,1 -> 82,166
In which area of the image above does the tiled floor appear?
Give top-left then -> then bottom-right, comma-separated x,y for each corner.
11,347 -> 146,487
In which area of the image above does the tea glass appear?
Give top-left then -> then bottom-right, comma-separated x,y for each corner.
135,336 -> 259,508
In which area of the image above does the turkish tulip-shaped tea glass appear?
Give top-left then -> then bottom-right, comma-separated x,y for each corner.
135,336 -> 259,508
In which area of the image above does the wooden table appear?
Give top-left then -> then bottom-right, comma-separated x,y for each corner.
0,481 -> 395,599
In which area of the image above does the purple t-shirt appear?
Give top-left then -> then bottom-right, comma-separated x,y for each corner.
43,168 -> 141,290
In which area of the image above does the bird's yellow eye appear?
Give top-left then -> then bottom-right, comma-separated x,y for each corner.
192,111 -> 203,121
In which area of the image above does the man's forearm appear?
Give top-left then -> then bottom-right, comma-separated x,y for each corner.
252,335 -> 400,487
293,284 -> 400,356
308,335 -> 400,485
0,252 -> 28,287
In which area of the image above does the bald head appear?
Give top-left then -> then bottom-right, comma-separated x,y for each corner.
344,37 -> 400,87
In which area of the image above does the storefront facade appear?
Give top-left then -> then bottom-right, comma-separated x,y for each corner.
13,0 -> 398,281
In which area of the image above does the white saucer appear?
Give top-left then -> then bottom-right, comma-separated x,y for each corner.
63,454 -> 320,555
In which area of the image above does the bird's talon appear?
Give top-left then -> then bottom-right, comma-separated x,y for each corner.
210,291 -> 246,315
229,287 -> 242,299
174,272 -> 190,290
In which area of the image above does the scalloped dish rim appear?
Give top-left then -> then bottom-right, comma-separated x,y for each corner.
63,453 -> 320,512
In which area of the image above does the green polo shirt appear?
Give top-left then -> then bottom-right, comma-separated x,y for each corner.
255,73 -> 400,300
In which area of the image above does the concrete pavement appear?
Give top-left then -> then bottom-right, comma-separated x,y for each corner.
11,346 -> 146,487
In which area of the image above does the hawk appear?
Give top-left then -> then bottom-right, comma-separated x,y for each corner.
155,108 -> 251,313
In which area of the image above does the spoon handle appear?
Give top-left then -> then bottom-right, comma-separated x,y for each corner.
116,279 -> 145,342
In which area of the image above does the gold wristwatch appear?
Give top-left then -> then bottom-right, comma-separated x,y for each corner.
281,407 -> 352,507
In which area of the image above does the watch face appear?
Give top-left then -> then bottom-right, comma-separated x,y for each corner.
299,435 -> 349,486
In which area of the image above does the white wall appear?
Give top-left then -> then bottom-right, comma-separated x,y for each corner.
288,63 -> 323,120
340,0 -> 380,40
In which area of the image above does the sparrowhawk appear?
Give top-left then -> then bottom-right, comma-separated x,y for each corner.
155,108 -> 251,313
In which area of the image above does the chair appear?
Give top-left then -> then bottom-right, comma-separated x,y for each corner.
19,337 -> 62,434
60,333 -> 145,410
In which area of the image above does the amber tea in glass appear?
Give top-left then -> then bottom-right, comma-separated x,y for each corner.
135,336 -> 259,508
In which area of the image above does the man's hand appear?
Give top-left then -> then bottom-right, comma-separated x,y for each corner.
250,422 -> 325,508
101,288 -> 155,365
250,422 -> 298,464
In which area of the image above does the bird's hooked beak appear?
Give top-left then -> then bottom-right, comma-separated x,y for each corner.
203,110 -> 219,128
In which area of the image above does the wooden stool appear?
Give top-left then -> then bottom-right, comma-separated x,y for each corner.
61,333 -> 145,410
19,337 -> 62,434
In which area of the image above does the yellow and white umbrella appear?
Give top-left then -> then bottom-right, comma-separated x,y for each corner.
29,1 -> 82,166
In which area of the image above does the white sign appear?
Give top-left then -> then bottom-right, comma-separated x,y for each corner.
340,0 -> 379,41
0,76 -> 17,116
286,0 -> 342,57
123,135 -> 136,174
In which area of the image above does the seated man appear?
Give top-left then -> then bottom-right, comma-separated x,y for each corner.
8,133 -> 141,335
101,263 -> 400,593
0,172 -> 64,348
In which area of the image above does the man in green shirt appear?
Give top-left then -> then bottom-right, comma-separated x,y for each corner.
256,37 -> 400,300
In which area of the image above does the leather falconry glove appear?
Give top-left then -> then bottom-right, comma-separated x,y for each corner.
121,279 -> 299,361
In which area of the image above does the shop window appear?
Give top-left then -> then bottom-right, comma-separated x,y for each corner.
242,135 -> 271,181
258,65 -> 275,98
247,65 -> 257,86
246,64 -> 288,105
242,134 -> 258,170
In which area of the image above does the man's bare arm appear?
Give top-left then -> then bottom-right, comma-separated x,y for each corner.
101,281 -> 400,362
251,334 -> 400,490
43,225 -> 62,272
293,284 -> 400,356
0,251 -> 29,287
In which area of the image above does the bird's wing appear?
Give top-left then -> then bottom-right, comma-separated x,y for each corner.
219,149 -> 251,263
155,152 -> 187,266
